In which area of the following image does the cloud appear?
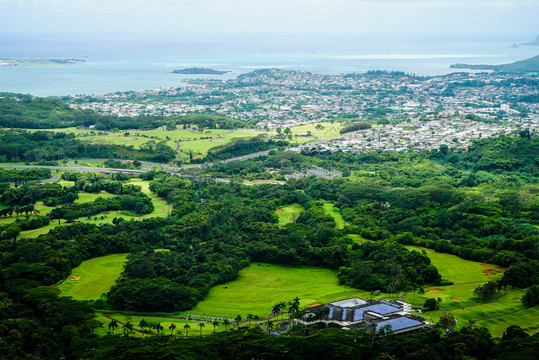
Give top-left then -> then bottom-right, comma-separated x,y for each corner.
0,0 -> 537,39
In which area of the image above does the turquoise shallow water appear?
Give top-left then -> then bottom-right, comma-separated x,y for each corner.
1,36 -> 537,96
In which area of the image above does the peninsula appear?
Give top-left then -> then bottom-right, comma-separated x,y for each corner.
450,54 -> 539,72
0,58 -> 86,66
172,67 -> 230,75
521,34 -> 539,46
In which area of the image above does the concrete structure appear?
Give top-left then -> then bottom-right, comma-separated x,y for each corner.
300,297 -> 432,335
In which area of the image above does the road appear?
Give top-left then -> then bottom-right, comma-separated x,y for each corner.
0,150 -> 277,185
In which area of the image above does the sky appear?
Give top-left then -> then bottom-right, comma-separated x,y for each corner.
0,0 -> 537,40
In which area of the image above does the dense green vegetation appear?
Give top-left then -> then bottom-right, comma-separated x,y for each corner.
0,129 -> 176,163
0,93 -> 256,131
1,131 -> 538,358
76,327 -> 539,359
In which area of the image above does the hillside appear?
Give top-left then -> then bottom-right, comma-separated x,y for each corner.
522,34 -> 539,46
450,54 -> 539,72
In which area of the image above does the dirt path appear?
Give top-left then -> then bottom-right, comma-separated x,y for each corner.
175,141 -> 182,161
450,290 -> 512,311
55,271 -> 73,286
467,306 -> 534,325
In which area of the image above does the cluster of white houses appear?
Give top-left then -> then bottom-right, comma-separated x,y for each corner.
300,297 -> 432,335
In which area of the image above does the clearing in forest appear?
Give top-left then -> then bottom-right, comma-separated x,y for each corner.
275,203 -> 304,226
57,253 -> 128,301
188,262 -> 369,318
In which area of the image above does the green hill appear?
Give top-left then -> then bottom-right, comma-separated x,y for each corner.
450,54 -> 539,73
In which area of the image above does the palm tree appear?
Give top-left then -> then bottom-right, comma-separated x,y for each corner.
138,319 -> 148,336
183,323 -> 191,338
234,314 -> 242,328
436,297 -> 443,309
169,323 -> 177,336
198,322 -> 205,336
122,321 -> 134,336
155,323 -> 164,335
211,320 -> 220,334
265,320 -> 275,334
254,315 -> 260,326
271,304 -> 280,320
108,319 -> 119,334
278,302 -> 287,320
223,319 -> 231,332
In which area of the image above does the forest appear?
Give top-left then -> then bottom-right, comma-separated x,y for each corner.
0,123 -> 538,358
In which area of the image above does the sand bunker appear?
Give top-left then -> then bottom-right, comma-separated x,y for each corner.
308,302 -> 323,307
70,276 -> 81,281
426,288 -> 445,294
478,263 -> 505,275
452,298 -> 462,302
277,209 -> 283,213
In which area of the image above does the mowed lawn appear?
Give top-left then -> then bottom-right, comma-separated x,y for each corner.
58,253 -> 128,301
404,245 -> 504,284
18,179 -> 171,238
275,203 -> 304,226
424,288 -> 536,336
188,262 -> 369,318
321,201 -> 346,229
75,128 -> 267,160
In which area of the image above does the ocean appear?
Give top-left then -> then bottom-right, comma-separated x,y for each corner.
1,34 -> 538,97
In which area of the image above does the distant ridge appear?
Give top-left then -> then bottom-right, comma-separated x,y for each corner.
521,34 -> 539,46
450,54 -> 539,73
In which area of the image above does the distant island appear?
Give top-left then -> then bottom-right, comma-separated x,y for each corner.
0,58 -> 86,66
172,67 -> 230,75
521,34 -> 539,46
450,54 -> 539,73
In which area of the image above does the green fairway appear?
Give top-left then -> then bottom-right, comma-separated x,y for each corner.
58,253 -> 128,301
346,234 -> 373,243
73,128 -> 268,161
322,201 -> 346,229
128,178 -> 172,217
18,179 -> 171,238
75,191 -> 116,204
423,288 -> 535,336
475,306 -> 539,337
275,203 -> 304,226
404,245 -> 505,284
288,122 -> 345,144
188,262 -> 369,318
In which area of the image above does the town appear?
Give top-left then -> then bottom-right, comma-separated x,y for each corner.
69,68 -> 539,153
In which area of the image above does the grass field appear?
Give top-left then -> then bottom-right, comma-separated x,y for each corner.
275,203 -> 304,226
423,288 -> 535,336
404,245 -> 505,284
398,246 -> 537,336
187,262 -> 370,318
288,122 -> 345,144
18,178 -> 171,238
72,128 -> 267,160
321,201 -> 346,229
58,253 -> 128,301
346,234 -> 373,243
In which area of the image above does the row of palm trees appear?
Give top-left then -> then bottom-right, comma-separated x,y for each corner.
107,318 -> 230,337
106,297 -> 305,337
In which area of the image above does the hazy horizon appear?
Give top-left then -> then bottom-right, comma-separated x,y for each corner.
1,0 -> 538,57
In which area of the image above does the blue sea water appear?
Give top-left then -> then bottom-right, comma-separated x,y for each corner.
0,34 -> 538,97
